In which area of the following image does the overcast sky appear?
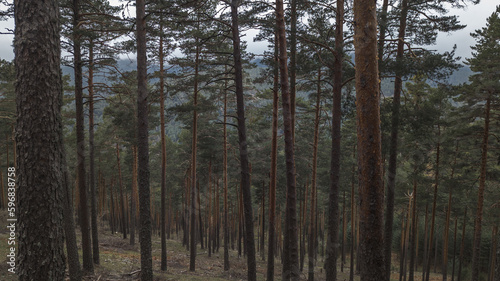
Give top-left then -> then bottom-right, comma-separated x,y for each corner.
0,0 -> 498,63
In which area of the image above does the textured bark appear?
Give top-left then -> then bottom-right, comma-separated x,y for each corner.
325,0 -> 343,279
267,34 -> 279,280
276,0 -> 299,278
88,41 -> 100,265
231,1 -> 256,279
73,0 -> 94,272
353,0 -> 385,280
190,41 -> 200,272
159,33 -> 168,271
349,148 -> 356,281
14,0 -> 67,278
136,0 -> 153,279
384,1 -> 408,279
471,95 -> 492,281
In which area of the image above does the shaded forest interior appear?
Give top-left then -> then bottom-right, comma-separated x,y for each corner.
0,0 -> 499,281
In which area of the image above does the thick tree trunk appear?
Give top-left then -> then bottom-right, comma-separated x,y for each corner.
384,1 -> 409,279
471,95 -> 492,281
14,0 -> 67,278
325,0 -> 343,279
276,0 -> 299,278
267,33 -> 279,280
443,188 -> 452,280
353,0 -> 385,280
136,0 -> 153,279
231,1 -> 257,279
159,32 -> 168,271
73,0 -> 94,272
88,41 -> 100,265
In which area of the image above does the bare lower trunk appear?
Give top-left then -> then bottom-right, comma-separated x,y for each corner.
136,0 -> 153,279
276,0 -> 299,278
231,2 -> 256,279
353,0 -> 385,280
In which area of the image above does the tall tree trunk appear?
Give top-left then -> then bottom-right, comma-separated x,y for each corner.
325,0 -> 343,280
230,1 -> 256,279
308,67 -> 322,281
73,0 -> 93,272
267,33 -> 279,280
88,40 -> 100,265
159,31 -> 168,272
276,0 -> 299,278
261,183 -> 266,259
14,0 -> 67,277
136,0 -> 153,279
384,1 -> 409,279
353,0 -> 385,280
426,123 -> 441,281
471,94 -> 492,281
223,89 -> 230,271
190,40 -> 200,272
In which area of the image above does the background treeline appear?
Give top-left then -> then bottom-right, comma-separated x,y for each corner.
0,0 -> 499,280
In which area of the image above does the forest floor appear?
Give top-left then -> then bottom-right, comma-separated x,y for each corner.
0,210 -> 444,280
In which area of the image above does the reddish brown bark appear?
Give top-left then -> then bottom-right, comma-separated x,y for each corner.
353,0 -> 385,280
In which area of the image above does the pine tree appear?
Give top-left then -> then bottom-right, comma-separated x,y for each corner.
15,0 -> 67,279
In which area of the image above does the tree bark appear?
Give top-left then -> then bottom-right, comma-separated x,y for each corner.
353,0 -> 386,280
14,0 -> 67,278
325,0 -> 343,279
276,0 -> 299,278
231,1 -> 257,279
136,0 -> 153,279
471,94 -> 492,281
